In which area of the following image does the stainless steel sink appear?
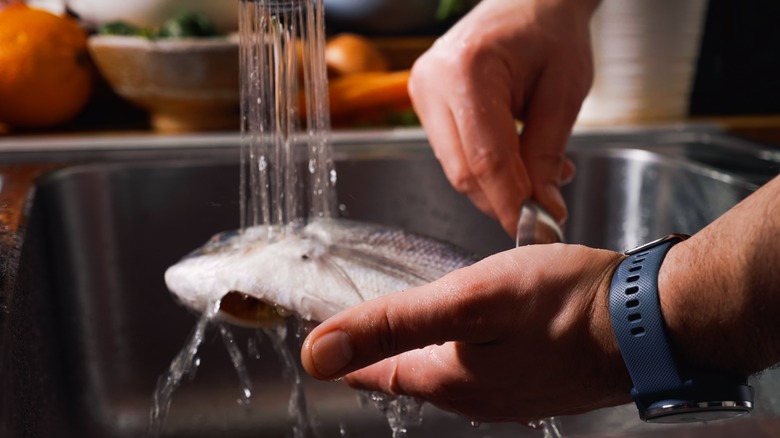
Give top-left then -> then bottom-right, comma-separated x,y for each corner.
1,127 -> 779,437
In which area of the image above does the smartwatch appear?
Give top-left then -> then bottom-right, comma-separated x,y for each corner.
609,234 -> 754,423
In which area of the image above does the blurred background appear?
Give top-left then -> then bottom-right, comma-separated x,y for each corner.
0,0 -> 779,143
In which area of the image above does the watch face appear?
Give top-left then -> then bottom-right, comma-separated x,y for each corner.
644,402 -> 752,424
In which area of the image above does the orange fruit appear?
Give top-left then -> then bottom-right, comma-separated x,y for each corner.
0,4 -> 92,129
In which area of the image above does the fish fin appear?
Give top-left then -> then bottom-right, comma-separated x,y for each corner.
316,253 -> 366,302
328,244 -> 434,286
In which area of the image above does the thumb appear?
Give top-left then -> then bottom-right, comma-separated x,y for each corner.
300,266 -> 501,380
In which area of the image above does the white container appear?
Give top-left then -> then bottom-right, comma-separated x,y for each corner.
576,0 -> 709,126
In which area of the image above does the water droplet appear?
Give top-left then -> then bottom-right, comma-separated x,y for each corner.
329,169 -> 337,185
338,203 -> 347,212
470,420 -> 481,428
258,156 -> 268,171
247,337 -> 261,360
274,304 -> 292,317
308,159 -> 316,174
220,325 -> 253,409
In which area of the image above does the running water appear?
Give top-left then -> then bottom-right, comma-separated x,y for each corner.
236,1 -> 334,433
263,323 -> 314,438
151,0 -> 492,436
150,1 -> 330,433
237,1 -> 424,436
220,325 -> 253,406
529,417 -> 565,438
238,0 -> 334,233
358,392 -> 425,438
148,301 -> 221,436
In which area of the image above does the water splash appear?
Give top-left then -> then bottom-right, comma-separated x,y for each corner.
148,301 -> 221,437
219,324 -> 253,406
262,323 -> 315,438
358,391 -> 424,438
247,335 -> 262,360
529,417 -> 565,438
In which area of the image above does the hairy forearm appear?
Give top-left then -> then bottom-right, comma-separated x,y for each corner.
659,175 -> 780,376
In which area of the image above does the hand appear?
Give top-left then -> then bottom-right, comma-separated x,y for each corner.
301,244 -> 632,422
409,0 -> 598,235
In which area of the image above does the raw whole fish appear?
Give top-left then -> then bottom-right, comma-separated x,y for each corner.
165,218 -> 478,326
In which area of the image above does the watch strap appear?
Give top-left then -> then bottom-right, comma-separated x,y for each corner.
609,234 -> 754,422
609,235 -> 686,404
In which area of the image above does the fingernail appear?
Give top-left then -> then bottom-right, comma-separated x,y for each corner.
311,330 -> 353,377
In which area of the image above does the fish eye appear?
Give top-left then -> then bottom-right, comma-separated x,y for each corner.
301,254 -> 310,261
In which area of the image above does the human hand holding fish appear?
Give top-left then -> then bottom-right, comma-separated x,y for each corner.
301,176 -> 780,423
301,243 -> 633,422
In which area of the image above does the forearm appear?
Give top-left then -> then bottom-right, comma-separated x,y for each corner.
659,175 -> 780,376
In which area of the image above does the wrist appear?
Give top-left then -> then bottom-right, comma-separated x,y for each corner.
594,252 -> 634,401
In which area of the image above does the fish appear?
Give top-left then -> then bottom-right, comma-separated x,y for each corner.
164,218 -> 479,326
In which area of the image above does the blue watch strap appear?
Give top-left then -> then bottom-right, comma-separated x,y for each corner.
609,235 -> 686,404
610,234 -> 754,422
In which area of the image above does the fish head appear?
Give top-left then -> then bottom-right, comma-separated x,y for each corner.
164,226 -> 348,327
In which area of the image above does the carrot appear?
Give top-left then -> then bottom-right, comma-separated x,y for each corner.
328,70 -> 412,122
298,69 -> 413,127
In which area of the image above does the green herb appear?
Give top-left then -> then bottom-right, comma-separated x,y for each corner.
386,108 -> 420,127
98,21 -> 155,38
158,11 -> 219,38
435,0 -> 480,22
97,12 -> 220,39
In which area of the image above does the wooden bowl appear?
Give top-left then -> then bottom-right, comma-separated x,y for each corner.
87,35 -> 239,132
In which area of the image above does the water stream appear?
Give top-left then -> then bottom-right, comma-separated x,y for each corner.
238,0 -> 334,233
148,301 -> 221,436
236,1 -> 423,435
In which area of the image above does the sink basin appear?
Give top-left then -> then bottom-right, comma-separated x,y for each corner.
1,128 -> 779,437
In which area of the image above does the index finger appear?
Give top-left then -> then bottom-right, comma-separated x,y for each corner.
454,86 -> 530,235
